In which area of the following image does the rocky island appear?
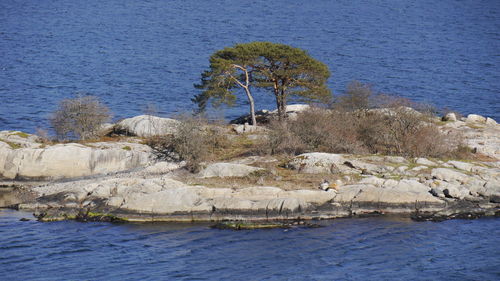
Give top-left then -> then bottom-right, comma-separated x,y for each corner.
0,106 -> 499,223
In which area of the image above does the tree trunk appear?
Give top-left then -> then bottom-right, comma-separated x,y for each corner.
230,64 -> 257,126
273,80 -> 284,121
281,93 -> 287,120
276,96 -> 283,120
243,86 -> 257,126
276,90 -> 287,121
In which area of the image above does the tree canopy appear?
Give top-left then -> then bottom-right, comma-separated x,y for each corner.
193,42 -> 332,122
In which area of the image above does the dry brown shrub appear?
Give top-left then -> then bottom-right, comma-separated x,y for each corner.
266,118 -> 307,155
146,115 -> 229,173
358,107 -> 465,158
333,80 -> 372,112
50,95 -> 111,141
265,105 -> 465,159
35,128 -> 52,144
266,108 -> 366,155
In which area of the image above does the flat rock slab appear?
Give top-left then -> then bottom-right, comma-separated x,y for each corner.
0,142 -> 151,180
287,153 -> 347,174
198,163 -> 265,178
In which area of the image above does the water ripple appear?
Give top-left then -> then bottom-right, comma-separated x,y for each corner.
0,0 -> 499,133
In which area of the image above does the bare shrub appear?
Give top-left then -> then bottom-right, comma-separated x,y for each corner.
146,115 -> 229,173
141,103 -> 162,137
291,108 -> 366,153
266,105 -> 461,159
266,119 -> 307,155
50,95 -> 111,140
357,108 -> 458,158
333,80 -> 372,112
266,108 -> 366,155
35,128 -> 51,144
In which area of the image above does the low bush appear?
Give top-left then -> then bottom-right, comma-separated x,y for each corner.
50,94 -> 111,141
146,115 -> 229,173
333,80 -> 372,112
266,108 -> 366,155
266,105 -> 466,159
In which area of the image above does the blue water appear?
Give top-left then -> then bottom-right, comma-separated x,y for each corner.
1,2 -> 500,277
0,0 -> 499,133
0,210 -> 498,280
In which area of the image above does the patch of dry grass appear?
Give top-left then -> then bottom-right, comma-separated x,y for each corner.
179,156 -> 358,191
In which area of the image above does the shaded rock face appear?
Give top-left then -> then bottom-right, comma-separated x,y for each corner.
114,115 -> 180,137
0,142 -> 152,180
230,104 -> 311,124
0,188 -> 21,207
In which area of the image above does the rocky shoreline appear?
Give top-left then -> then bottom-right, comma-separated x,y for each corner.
1,109 -> 499,223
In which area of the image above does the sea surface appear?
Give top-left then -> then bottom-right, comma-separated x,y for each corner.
0,210 -> 499,281
1,1 -> 499,280
0,0 -> 499,133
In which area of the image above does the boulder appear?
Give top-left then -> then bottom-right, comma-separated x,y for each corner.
270,104 -> 310,114
447,161 -> 475,172
443,185 -> 470,200
389,179 -> 431,193
358,176 -> 385,187
114,115 -> 180,137
430,187 -> 446,198
466,114 -> 487,123
415,158 -> 437,166
344,160 -> 393,174
0,131 -> 42,149
333,185 -> 365,203
447,121 -> 500,159
230,104 -> 311,124
442,112 -> 457,122
198,163 -> 265,178
431,168 -> 469,184
486,117 -> 497,126
0,143 -> 151,180
394,166 -> 409,174
463,178 -> 487,196
287,153 -> 347,174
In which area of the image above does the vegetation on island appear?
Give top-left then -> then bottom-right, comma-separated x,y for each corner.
34,41 -> 480,173
193,42 -> 331,124
50,94 -> 111,141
